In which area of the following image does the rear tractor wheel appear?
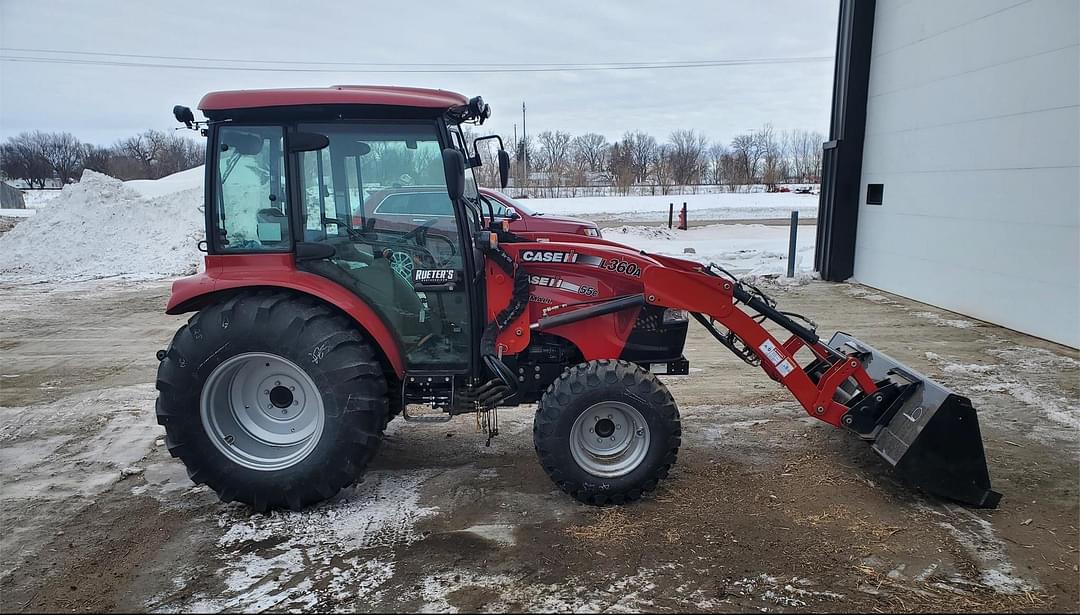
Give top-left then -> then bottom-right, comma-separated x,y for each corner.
533,359 -> 681,505
155,291 -> 389,512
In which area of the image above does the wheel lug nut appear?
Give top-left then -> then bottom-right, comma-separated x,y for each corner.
290,386 -> 295,391
263,389 -> 269,395
589,428 -> 594,433
282,409 -> 288,415
276,381 -> 281,386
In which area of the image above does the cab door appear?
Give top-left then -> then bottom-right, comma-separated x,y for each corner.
293,121 -> 473,372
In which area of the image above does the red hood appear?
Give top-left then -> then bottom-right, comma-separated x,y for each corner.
529,212 -> 595,226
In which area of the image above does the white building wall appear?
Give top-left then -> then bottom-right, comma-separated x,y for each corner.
854,0 -> 1079,347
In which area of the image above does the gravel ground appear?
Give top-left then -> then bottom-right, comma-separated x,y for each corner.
0,278 -> 1077,613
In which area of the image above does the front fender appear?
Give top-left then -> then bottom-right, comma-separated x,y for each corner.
167,254 -> 405,376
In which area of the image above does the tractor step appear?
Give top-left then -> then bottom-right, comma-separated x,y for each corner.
400,372 -> 456,422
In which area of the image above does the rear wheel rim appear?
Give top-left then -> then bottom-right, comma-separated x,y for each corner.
569,401 -> 651,478
200,352 -> 325,472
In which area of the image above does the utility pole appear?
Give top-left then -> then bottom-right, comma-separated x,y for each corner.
513,123 -> 518,190
522,101 -> 528,194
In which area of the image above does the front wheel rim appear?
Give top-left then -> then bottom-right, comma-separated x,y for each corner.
569,401 -> 651,478
200,352 -> 325,472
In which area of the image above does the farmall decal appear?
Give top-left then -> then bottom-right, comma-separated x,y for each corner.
520,250 -> 580,264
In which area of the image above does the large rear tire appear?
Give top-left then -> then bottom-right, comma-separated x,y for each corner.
155,291 -> 388,512
534,359 -> 681,505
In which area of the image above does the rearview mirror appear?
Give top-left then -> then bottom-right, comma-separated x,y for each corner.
498,149 -> 510,189
442,148 -> 465,201
288,132 -> 330,153
223,132 -> 264,155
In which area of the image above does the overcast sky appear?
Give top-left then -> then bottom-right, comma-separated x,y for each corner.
0,0 -> 839,147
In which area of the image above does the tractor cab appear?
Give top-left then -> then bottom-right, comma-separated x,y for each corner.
184,87 -> 507,393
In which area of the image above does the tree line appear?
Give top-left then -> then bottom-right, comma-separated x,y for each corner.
1,130 -> 204,188
471,125 -> 824,197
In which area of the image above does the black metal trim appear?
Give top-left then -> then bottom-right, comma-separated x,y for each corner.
815,0 -> 876,281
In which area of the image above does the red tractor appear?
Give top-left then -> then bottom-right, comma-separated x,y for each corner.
159,86 -> 1000,512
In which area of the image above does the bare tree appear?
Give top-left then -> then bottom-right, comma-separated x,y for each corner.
1,132 -> 53,188
537,130 -> 572,173
707,142 -> 728,185
570,133 -> 608,174
720,152 -> 741,192
787,128 -> 824,182
40,132 -> 85,184
649,145 -> 675,195
729,133 -> 760,188
624,131 -> 657,184
607,140 -> 635,195
667,129 -> 708,186
757,124 -> 786,189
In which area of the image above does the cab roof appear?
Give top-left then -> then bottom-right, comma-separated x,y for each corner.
198,85 -> 469,113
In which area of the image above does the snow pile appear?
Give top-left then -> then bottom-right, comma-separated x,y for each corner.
125,166 -> 204,198
0,170 -> 203,282
604,223 -> 816,276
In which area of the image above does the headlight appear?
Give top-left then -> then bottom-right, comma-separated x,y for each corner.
584,227 -> 601,237
663,308 -> 689,325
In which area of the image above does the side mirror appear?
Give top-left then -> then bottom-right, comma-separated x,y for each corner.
173,105 -> 195,128
288,131 -> 330,153
442,148 -> 465,201
498,149 -> 510,189
506,207 -> 521,221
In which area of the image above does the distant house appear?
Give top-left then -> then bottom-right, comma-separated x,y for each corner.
1,181 -> 26,209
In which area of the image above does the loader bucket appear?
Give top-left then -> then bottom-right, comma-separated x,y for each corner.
827,332 -> 1002,508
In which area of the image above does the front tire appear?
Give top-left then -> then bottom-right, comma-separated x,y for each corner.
534,360 -> 681,505
155,291 -> 388,512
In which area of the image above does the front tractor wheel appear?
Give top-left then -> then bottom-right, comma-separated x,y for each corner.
534,360 -> 681,505
155,291 -> 389,512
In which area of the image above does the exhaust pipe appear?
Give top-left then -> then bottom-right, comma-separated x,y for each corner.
827,332 -> 1002,508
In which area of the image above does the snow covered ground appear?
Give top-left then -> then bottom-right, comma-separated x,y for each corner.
19,189 -> 63,208
0,209 -> 36,218
604,223 -> 816,276
527,192 -> 818,223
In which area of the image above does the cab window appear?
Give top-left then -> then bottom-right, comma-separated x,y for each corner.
213,125 -> 289,252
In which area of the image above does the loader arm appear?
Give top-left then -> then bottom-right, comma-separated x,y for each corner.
494,240 -> 1000,509
638,258 -> 1000,508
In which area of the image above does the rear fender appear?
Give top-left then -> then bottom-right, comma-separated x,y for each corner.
166,254 -> 405,377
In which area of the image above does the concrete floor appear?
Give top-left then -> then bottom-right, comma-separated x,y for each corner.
0,278 -> 1077,613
